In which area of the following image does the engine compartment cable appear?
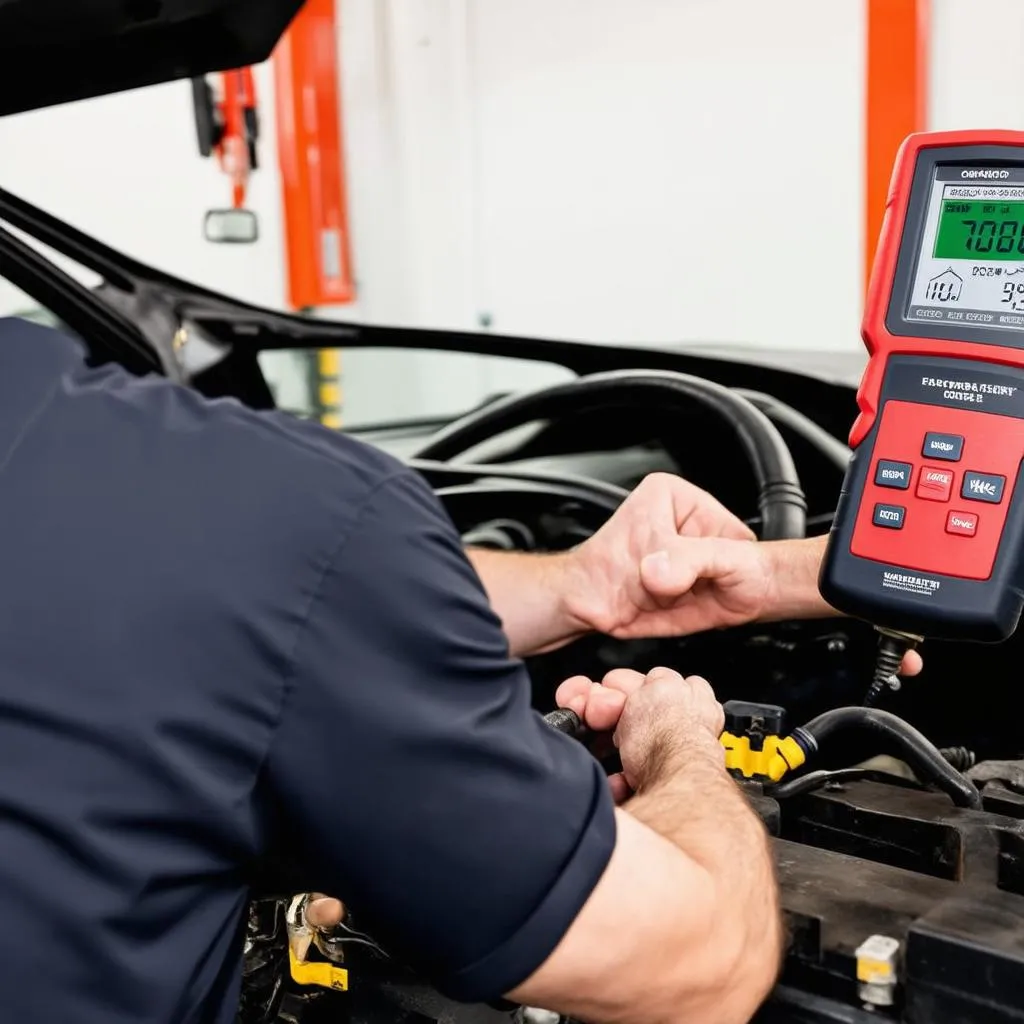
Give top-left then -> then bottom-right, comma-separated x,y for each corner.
789,706 -> 982,809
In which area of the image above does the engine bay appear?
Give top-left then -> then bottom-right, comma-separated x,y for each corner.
234,361 -> 1024,1024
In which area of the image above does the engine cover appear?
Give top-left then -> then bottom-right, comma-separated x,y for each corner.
757,778 -> 1024,1023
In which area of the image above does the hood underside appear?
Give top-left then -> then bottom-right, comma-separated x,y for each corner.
0,0 -> 304,117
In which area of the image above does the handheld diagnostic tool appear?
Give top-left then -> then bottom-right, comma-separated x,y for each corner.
821,131 -> 1024,687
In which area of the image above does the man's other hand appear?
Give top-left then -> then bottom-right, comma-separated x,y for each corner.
634,539 -> 922,676
561,473 -> 922,677
563,473 -> 760,639
563,471 -> 767,639
555,667 -> 725,803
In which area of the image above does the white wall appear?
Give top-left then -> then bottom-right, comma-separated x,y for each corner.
470,0 -> 865,351
929,0 -> 1024,132
339,0 -> 865,350
3,1 -> 1024,423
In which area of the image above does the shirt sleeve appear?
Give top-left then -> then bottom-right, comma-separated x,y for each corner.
262,468 -> 616,1003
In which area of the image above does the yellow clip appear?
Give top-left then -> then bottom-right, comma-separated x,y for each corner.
289,947 -> 349,991
721,732 -> 806,782
857,957 -> 895,984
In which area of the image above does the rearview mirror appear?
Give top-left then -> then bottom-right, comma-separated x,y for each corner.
203,208 -> 259,244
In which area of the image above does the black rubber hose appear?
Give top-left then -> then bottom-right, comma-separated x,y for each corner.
734,389 -> 852,473
793,707 -> 982,809
413,370 -> 807,540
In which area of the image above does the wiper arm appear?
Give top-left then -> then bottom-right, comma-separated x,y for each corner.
0,186 -> 138,291
0,220 -> 162,376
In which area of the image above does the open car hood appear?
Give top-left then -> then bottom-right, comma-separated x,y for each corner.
0,0 -> 304,117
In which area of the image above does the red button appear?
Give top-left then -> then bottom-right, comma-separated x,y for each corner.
917,466 -> 954,502
946,510 -> 978,536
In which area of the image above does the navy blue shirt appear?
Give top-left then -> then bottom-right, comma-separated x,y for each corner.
0,319 -> 615,1023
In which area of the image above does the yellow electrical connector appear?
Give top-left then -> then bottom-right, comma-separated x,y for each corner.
720,731 -> 807,782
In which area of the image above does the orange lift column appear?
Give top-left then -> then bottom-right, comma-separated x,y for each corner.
865,0 -> 930,292
274,0 -> 354,428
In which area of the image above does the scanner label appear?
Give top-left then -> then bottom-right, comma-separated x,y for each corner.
918,376 -> 1018,406
884,360 -> 1024,419
881,571 -> 941,596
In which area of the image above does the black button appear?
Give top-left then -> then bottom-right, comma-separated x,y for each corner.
922,433 -> 964,461
874,460 -> 912,489
961,471 -> 1006,503
872,503 -> 906,529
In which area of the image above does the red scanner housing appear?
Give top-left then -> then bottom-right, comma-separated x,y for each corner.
820,130 -> 1024,641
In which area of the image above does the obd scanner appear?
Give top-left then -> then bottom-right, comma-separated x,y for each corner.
821,131 -> 1024,701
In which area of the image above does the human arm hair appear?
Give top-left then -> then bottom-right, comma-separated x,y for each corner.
510,677 -> 782,1024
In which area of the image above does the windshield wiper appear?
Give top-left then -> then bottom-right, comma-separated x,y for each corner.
0,219 -> 161,376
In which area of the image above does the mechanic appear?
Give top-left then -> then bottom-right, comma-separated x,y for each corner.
0,317 -> 916,1024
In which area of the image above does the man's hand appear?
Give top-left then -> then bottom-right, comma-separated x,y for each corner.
556,667 -> 725,803
562,473 -> 763,639
468,473 -> 756,657
611,669 -> 724,793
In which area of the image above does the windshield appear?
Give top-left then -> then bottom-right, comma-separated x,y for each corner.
257,347 -> 575,429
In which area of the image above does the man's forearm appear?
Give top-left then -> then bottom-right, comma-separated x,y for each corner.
760,535 -> 838,622
627,732 -> 776,894
468,535 -> 841,658
625,735 -> 782,1022
466,548 -> 589,658
510,729 -> 783,1024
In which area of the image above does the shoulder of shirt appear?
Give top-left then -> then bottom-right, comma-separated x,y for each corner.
23,319 -> 420,525
144,373 -> 415,511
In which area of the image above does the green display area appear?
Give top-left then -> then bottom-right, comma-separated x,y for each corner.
934,199 -> 1024,260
